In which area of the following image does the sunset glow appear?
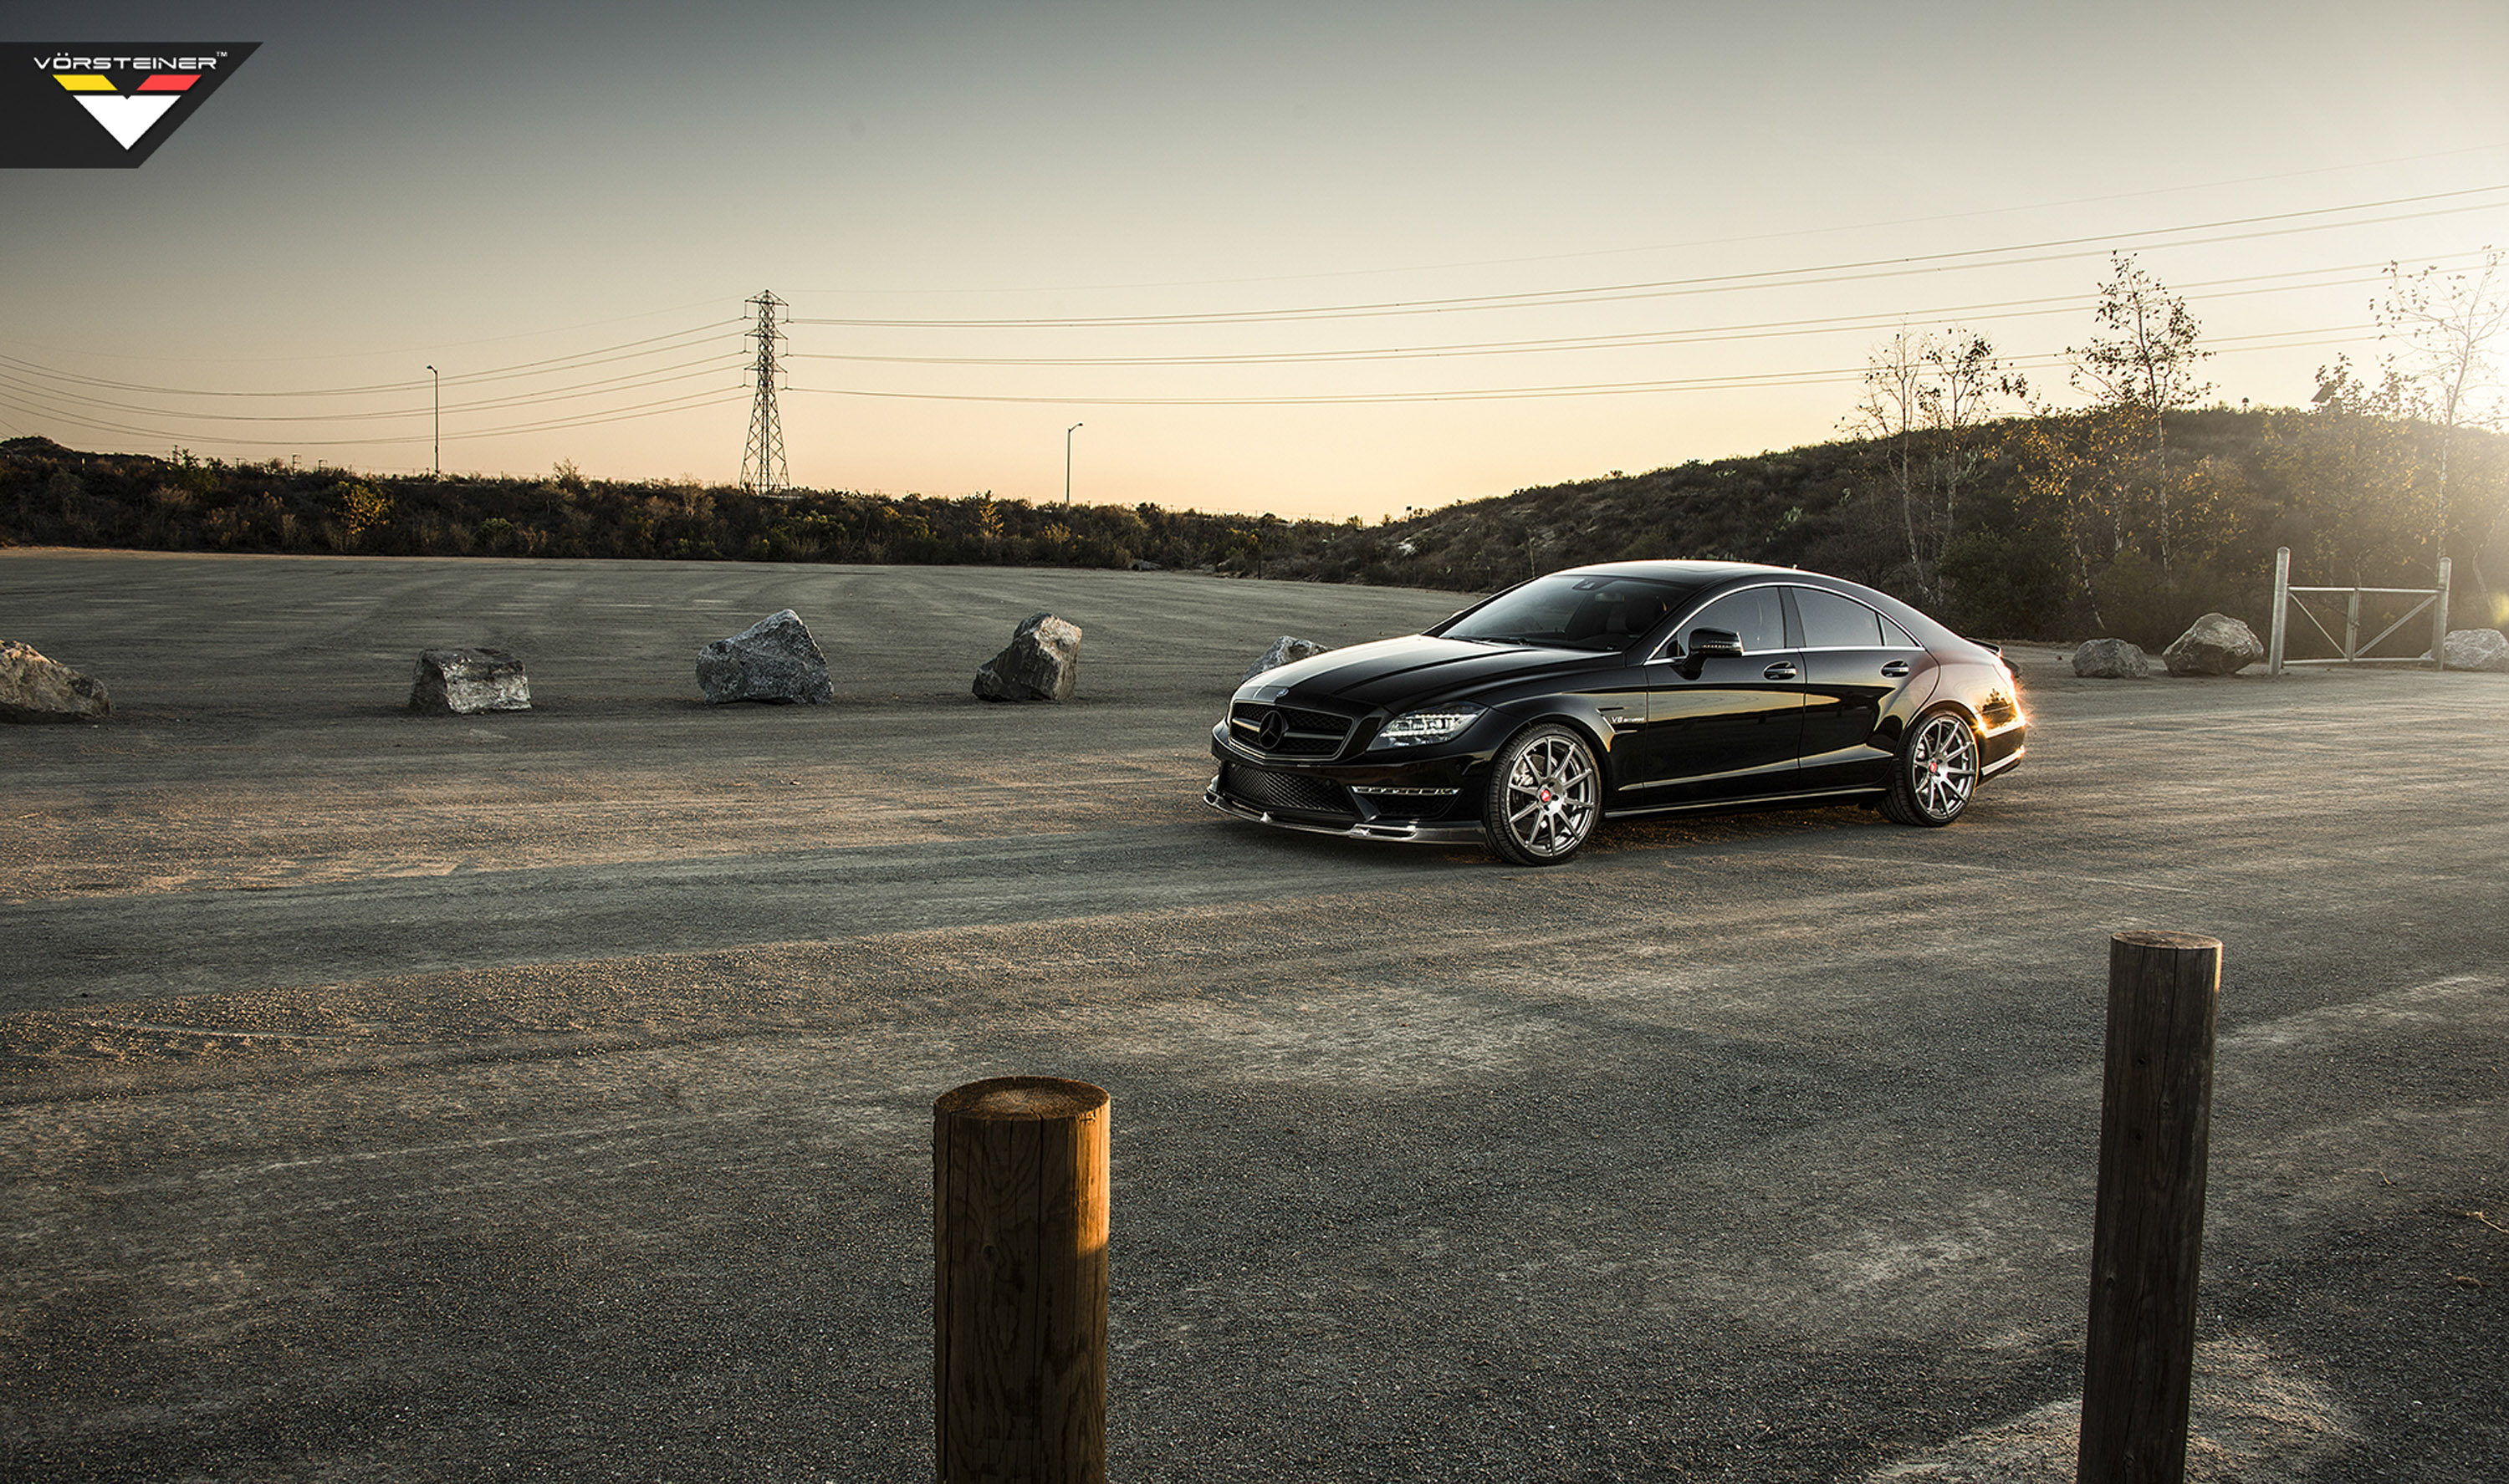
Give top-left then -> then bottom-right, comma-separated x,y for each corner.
6,2 -> 2506,520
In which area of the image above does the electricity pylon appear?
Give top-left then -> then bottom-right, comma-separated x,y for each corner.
740,290 -> 789,497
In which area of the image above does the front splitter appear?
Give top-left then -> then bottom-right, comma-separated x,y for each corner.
1203,779 -> 1489,848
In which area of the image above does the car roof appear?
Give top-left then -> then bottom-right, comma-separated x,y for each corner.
1542,559 -> 1971,650
1550,559 -> 1796,585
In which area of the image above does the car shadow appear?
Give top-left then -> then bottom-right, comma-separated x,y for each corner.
1592,801 -> 1908,858
1201,799 -> 1910,872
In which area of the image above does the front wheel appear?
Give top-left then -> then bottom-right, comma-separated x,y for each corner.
1881,707 -> 1978,826
1483,723 -> 1600,865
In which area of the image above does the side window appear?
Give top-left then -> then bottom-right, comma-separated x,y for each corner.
1794,587 -> 1885,649
1684,587 -> 1786,654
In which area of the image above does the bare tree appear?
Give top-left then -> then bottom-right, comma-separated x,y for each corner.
2378,247 -> 2509,594
1846,326 -> 2017,609
2069,254 -> 2212,569
1850,330 -> 1929,593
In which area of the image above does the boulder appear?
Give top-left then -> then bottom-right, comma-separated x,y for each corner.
1128,558 -> 1164,572
409,648 -> 530,715
0,639 -> 111,723
2161,613 -> 2265,676
2441,628 -> 2509,673
1242,635 -> 1331,682
973,611 -> 1081,702
698,609 -> 833,705
2070,637 -> 2152,679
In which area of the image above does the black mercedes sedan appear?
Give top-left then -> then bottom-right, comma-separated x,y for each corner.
1205,560 -> 2024,864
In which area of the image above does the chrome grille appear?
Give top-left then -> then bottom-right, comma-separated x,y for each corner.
1228,702 -> 1356,758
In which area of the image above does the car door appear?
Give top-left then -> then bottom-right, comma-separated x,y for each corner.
1790,584 -> 1933,791
1622,583 -> 1805,808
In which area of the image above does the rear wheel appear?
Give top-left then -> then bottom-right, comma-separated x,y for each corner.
1881,707 -> 1978,826
1483,724 -> 1599,865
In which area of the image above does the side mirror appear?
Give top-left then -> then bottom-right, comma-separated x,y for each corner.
1689,627 -> 1745,659
1678,627 -> 1743,679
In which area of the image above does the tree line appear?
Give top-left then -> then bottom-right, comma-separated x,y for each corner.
0,446 -> 1346,581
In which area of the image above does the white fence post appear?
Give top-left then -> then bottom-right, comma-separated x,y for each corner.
2269,548 -> 2290,676
2433,557 -> 2452,671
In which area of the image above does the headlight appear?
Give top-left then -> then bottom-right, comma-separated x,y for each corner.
1368,701 -> 1485,749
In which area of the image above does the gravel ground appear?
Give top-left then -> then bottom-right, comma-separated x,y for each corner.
1,549 -> 2502,1481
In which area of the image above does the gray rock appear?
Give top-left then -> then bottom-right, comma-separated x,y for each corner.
973,611 -> 1081,702
0,639 -> 111,723
1129,558 -> 1164,572
698,609 -> 833,705
2070,637 -> 2152,679
2162,613 -> 2266,676
409,648 -> 530,715
2441,628 -> 2509,673
1242,635 -> 1332,682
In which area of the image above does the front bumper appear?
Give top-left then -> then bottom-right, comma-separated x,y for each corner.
1203,723 -> 1495,847
1203,774 -> 1490,846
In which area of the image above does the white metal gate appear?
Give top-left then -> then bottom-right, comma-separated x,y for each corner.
2266,547 -> 2452,676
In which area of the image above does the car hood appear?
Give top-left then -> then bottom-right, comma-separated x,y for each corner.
1239,634 -> 1611,709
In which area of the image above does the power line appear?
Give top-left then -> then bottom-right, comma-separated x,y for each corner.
788,320 -> 2377,408
0,311 -> 755,464
0,298 -> 742,365
0,356 -> 743,426
789,142 -> 2509,298
406,321 -> 745,387
791,186 -> 2509,329
0,319 -> 741,400
786,259 -> 2438,371
0,386 -> 749,451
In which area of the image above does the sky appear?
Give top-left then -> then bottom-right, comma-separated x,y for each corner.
5,0 -> 2507,521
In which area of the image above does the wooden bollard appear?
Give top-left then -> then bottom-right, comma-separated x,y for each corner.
934,1077 -> 1110,1484
2077,931 -> 2221,1484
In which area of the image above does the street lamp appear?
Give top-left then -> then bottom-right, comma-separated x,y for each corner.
1065,422 -> 1083,506
424,365 -> 439,477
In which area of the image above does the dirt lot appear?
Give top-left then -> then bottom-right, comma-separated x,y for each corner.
3,549 -> 2503,1482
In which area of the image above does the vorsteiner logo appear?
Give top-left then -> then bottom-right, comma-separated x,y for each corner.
3,42 -> 258,167
36,54 -> 226,71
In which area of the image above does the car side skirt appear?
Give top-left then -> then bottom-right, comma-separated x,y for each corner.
1602,784 -> 1885,819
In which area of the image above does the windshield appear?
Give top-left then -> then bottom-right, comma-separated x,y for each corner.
1438,574 -> 1699,651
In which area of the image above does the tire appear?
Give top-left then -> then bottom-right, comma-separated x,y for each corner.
1881,706 -> 1979,827
1482,723 -> 1601,865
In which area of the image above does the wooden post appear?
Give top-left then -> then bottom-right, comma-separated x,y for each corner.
934,1077 -> 1110,1484
2343,588 -> 2361,664
2078,931 -> 2221,1484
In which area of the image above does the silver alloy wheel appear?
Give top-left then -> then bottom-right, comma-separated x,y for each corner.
1486,725 -> 1599,864
1905,711 -> 1977,823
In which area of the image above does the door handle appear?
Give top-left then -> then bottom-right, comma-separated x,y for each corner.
1881,660 -> 1911,678
1763,662 -> 1797,681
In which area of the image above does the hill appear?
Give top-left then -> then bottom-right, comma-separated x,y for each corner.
6,407 -> 2502,650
